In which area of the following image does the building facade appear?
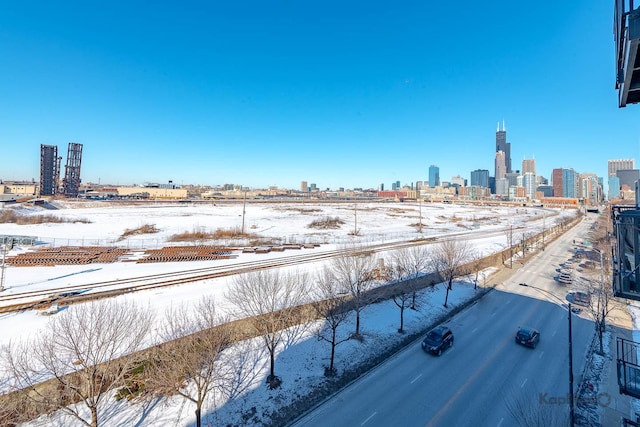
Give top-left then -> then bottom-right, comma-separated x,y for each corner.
608,159 -> 635,176
470,169 -> 490,188
495,121 -> 512,174
522,158 -> 536,175
428,165 -> 440,188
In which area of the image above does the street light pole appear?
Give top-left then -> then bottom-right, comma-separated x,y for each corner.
519,283 -> 574,426
568,301 -> 574,427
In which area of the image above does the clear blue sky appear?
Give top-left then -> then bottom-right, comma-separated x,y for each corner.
1,1 -> 638,190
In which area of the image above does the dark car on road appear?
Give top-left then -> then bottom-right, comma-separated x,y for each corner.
515,327 -> 540,348
421,325 -> 454,356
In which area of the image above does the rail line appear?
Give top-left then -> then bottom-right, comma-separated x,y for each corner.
0,228 -> 514,314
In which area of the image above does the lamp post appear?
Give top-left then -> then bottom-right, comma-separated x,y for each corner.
518,283 -> 575,427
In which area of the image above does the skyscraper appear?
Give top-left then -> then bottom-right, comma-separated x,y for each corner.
495,121 -> 512,174
428,165 -> 440,188
522,158 -> 536,175
471,169 -> 490,188
495,151 -> 506,180
608,159 -> 635,176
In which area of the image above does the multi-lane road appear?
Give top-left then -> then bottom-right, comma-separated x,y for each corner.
292,216 -> 597,426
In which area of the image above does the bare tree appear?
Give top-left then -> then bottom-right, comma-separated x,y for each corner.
331,246 -> 378,338
312,267 -> 352,376
226,269 -> 309,389
466,249 -> 485,290
432,239 -> 472,307
2,300 -> 153,427
582,248 -> 614,355
391,245 -> 431,309
387,246 -> 430,332
144,296 -> 233,427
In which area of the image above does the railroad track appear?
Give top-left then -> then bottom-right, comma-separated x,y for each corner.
0,227 -> 519,314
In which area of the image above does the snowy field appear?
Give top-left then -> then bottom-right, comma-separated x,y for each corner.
0,200 -> 576,426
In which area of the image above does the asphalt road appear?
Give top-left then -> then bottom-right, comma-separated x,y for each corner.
292,215 -> 597,427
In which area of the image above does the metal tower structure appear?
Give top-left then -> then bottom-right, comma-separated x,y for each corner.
62,142 -> 83,198
39,144 -> 59,196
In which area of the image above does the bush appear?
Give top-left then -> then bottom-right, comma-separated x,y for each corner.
307,216 -> 345,229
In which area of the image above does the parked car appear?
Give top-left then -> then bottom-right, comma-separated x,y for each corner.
421,325 -> 454,356
515,327 -> 540,348
558,272 -> 572,284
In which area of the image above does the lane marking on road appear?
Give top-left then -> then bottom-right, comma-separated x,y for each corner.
552,329 -> 557,337
410,373 -> 422,384
472,327 -> 478,333
521,378 -> 528,388
497,417 -> 504,427
361,411 -> 377,425
539,351 -> 544,359
491,311 -> 497,317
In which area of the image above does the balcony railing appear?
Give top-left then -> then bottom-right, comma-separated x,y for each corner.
615,0 -> 640,107
617,337 -> 640,398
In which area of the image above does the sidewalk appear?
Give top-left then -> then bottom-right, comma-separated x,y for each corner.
599,298 -> 636,426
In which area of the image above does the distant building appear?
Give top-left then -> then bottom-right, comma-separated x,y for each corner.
495,151 -> 506,180
617,169 -> 640,189
522,172 -> 537,200
609,175 -> 621,200
428,165 -> 440,188
450,175 -> 466,187
470,169 -> 490,188
522,158 -> 536,175
495,121 -> 512,174
608,159 -> 635,176
552,168 -> 579,198
495,178 -> 509,197
301,181 -> 308,192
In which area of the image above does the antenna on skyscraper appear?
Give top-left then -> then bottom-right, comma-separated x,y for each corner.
502,119 -> 506,132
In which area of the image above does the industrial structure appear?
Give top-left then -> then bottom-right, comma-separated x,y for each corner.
39,144 -> 60,196
62,143 -> 83,198
615,0 -> 640,107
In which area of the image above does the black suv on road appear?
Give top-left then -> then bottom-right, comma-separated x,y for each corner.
515,327 -> 540,348
421,326 -> 454,356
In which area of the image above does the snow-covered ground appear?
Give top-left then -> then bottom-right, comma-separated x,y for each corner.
0,200 -> 576,426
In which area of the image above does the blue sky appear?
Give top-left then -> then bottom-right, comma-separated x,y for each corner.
1,1 -> 638,190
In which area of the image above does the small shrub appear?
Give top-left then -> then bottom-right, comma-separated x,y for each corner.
0,210 -> 91,224
118,224 -> 159,241
307,216 -> 345,229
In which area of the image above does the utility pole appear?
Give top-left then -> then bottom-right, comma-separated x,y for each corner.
354,203 -> 358,236
510,224 -> 513,269
418,198 -> 423,233
241,190 -> 247,235
568,301 -> 575,427
0,242 -> 7,292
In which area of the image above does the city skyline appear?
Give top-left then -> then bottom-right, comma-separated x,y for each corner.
1,2 -> 639,190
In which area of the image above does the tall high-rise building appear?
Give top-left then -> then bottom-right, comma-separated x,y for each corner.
470,169 -> 490,188
522,172 -> 537,200
495,151 -> 506,180
552,168 -> 563,197
609,176 -> 621,200
428,165 -> 440,188
555,168 -> 579,198
608,159 -> 635,176
39,144 -> 60,196
495,121 -> 512,174
522,158 -> 536,175
301,181 -> 308,192
617,169 -> 640,189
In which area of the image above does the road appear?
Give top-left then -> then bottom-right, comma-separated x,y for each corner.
291,215 -> 597,426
